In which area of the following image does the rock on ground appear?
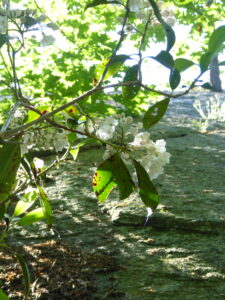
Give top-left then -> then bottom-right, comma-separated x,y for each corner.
7,91 -> 225,299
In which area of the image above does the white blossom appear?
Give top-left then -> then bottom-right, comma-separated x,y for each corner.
129,0 -> 145,12
53,131 -> 68,152
33,157 -> 44,169
96,116 -> 118,140
166,17 -> 175,26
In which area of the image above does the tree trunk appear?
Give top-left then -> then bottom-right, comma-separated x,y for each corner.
210,55 -> 223,92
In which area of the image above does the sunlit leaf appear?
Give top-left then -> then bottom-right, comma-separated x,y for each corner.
17,207 -> 45,226
154,51 -> 174,69
93,153 -> 134,201
0,137 -> 21,203
64,105 -> 80,120
93,160 -> 117,202
208,25 -> 225,54
133,160 -> 159,209
94,54 -> 130,83
25,106 -> 50,123
37,185 -> 52,225
174,58 -> 194,72
70,148 -> 79,160
13,200 -> 35,217
143,98 -> 170,129
122,64 -> 140,100
16,254 -> 30,300
169,68 -> 181,90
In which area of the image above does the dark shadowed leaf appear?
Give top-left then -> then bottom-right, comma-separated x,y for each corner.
0,34 -> 10,48
200,52 -> 212,73
143,98 -> 170,129
174,58 -> 194,72
0,204 -> 6,221
133,160 -> 159,209
16,254 -> 30,300
85,0 -> 121,10
216,60 -> 225,67
122,64 -> 140,100
148,0 -> 175,51
21,16 -> 39,28
93,153 -> 134,201
163,23 -> 176,52
169,68 -> 181,90
201,82 -> 215,91
208,25 -> 225,54
0,137 -> 21,203
154,50 -> 174,69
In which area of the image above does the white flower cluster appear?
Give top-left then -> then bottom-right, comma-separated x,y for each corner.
87,114 -> 170,180
7,109 -> 69,155
127,0 -> 175,27
20,128 -> 68,155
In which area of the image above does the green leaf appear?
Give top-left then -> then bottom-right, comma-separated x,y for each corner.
215,60 -> 225,67
37,186 -> 52,225
13,200 -> 35,217
200,52 -> 212,73
85,0 -> 121,10
174,58 -> 194,72
148,0 -> 175,51
17,207 -> 45,226
25,106 -> 50,123
64,105 -> 80,120
94,54 -> 130,83
67,118 -> 78,129
0,34 -> 10,48
0,137 -> 21,203
169,68 -> 181,90
163,23 -> 176,52
70,148 -> 79,160
21,16 -> 38,28
93,153 -> 134,201
154,51 -> 174,69
208,25 -> 225,54
0,289 -> 10,300
133,160 -> 159,210
13,189 -> 38,217
201,82 -> 215,91
143,98 -> 170,129
93,160 -> 117,202
16,254 -> 30,300
122,64 -> 140,100
0,204 -> 6,221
